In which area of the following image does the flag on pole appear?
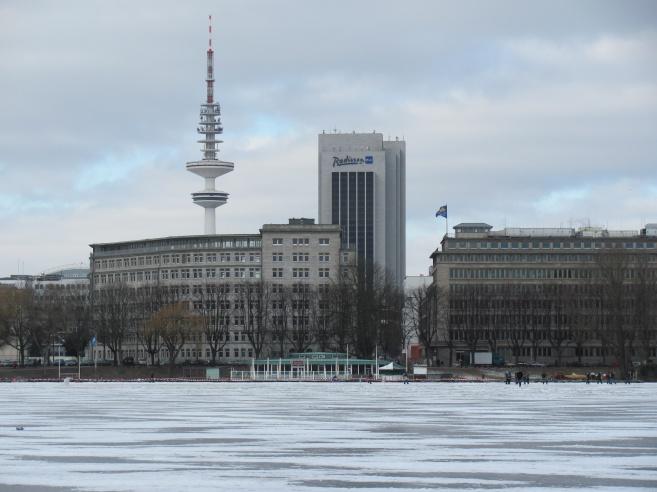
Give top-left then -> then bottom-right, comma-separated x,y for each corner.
435,205 -> 447,218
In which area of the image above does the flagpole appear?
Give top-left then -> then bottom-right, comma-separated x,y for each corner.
445,203 -> 448,238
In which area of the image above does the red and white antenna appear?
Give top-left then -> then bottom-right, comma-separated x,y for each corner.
208,14 -> 212,49
206,14 -> 214,103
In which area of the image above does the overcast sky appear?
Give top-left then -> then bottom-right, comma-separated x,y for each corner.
1,0 -> 656,277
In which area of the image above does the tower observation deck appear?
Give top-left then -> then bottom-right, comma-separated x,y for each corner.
186,15 -> 234,235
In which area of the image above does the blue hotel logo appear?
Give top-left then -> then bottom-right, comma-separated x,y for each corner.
332,155 -> 374,167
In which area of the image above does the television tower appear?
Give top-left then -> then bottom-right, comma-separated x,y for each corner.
186,15 -> 234,235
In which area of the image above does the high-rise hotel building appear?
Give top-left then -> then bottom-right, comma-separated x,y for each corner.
318,132 -> 406,286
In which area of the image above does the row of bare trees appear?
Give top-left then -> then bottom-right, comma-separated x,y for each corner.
408,250 -> 657,373
0,262 -> 406,366
0,286 -> 92,366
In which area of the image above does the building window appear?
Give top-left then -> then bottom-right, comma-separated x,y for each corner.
193,268 -> 203,279
292,238 -> 310,246
319,268 -> 329,278
235,253 -> 246,262
181,269 -> 190,279
206,268 -> 216,278
292,283 -> 310,294
319,238 -> 330,245
218,268 -> 231,278
219,253 -> 231,262
292,268 -> 310,278
234,267 -> 245,278
292,252 -> 309,262
272,238 -> 283,245
272,252 -> 283,262
193,254 -> 204,263
319,253 -> 330,262
272,268 -> 284,278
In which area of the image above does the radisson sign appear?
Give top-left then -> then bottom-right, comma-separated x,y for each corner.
332,155 -> 374,167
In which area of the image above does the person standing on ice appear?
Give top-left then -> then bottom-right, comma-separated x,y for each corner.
516,371 -> 523,387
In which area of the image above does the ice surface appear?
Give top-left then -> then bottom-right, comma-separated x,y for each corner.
0,382 -> 656,491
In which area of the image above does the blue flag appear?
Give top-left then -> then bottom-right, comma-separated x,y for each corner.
435,205 -> 447,218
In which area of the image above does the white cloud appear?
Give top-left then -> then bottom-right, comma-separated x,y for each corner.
0,1 -> 656,277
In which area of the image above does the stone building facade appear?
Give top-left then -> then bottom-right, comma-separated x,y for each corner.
429,223 -> 657,367
89,219 -> 354,364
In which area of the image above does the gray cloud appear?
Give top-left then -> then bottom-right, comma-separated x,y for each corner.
0,0 -> 656,276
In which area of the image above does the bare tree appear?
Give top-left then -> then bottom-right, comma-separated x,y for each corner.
94,283 -> 133,366
522,285 -> 543,363
287,283 -> 316,353
149,302 -> 201,370
326,271 -> 355,353
632,254 -> 657,363
239,279 -> 273,359
407,284 -> 441,366
502,286 -> 527,365
544,283 -> 571,366
62,288 -> 93,360
460,284 -> 485,360
271,285 -> 291,357
314,286 -> 333,352
29,287 -> 66,367
195,281 -> 231,364
0,286 -> 32,365
596,249 -> 633,374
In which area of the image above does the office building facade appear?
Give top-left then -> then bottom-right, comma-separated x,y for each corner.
318,132 -> 405,286
89,219 -> 354,363
429,223 -> 657,367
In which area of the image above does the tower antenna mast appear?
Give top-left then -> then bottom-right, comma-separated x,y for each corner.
186,15 -> 234,235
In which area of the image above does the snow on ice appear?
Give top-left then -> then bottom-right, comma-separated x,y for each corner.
0,382 -> 656,491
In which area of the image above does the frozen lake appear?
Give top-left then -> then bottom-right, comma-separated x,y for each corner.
1,382 -> 656,491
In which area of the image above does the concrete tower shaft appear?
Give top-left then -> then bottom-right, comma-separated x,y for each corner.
186,15 -> 234,235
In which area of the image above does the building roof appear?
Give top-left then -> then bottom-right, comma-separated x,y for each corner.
453,223 -> 492,229
260,224 -> 341,232
90,233 -> 258,248
254,351 -> 390,366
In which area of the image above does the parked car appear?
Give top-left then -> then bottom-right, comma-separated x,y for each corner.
122,356 -> 135,366
64,359 -> 78,366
